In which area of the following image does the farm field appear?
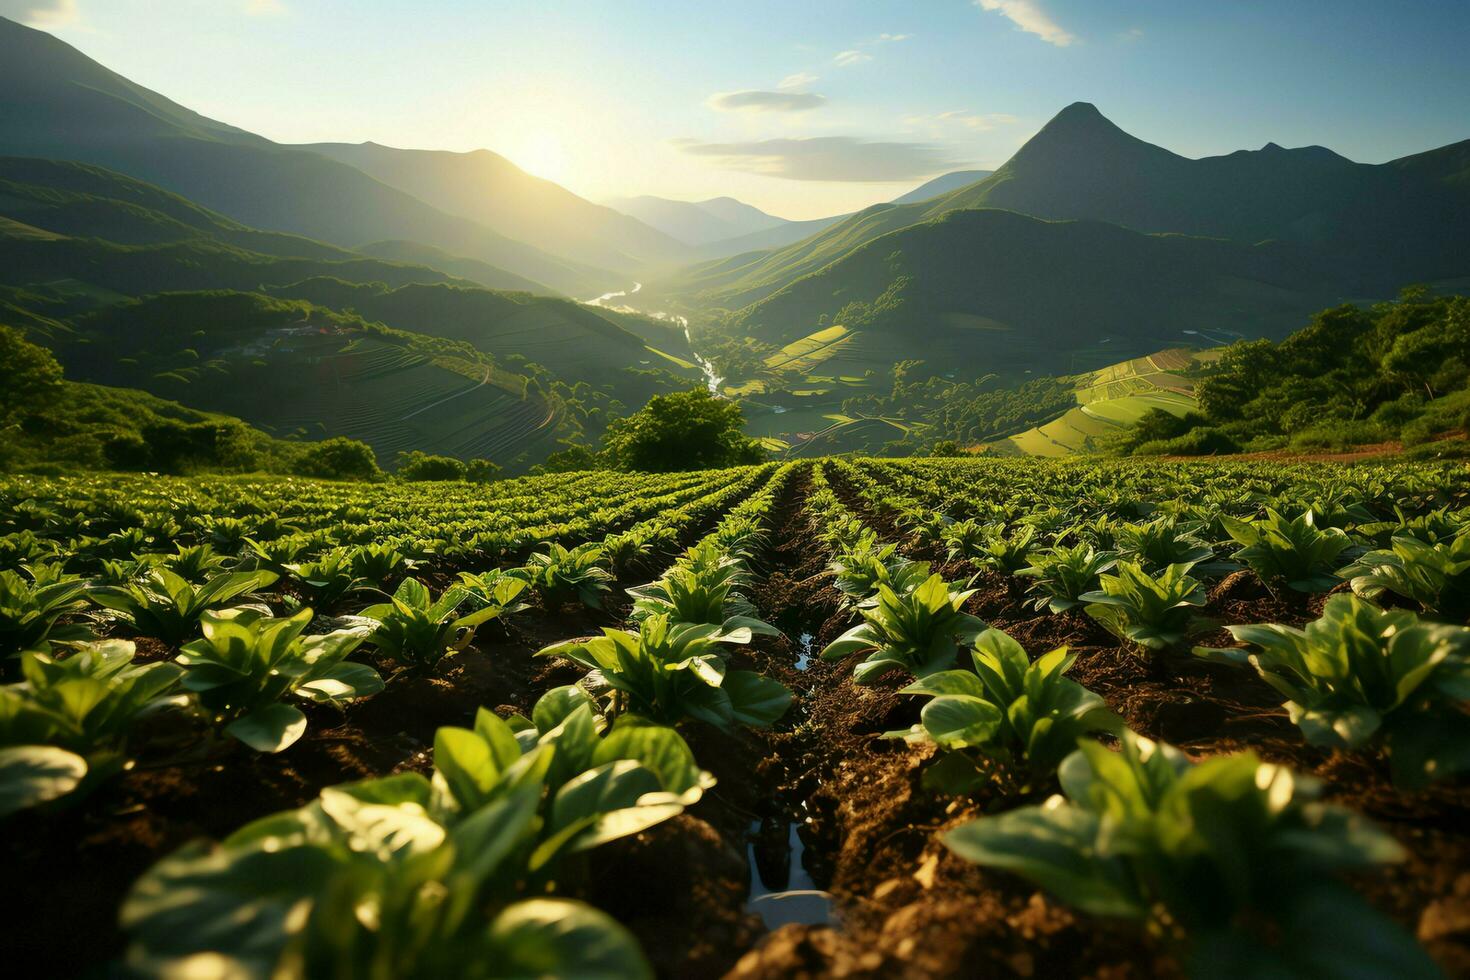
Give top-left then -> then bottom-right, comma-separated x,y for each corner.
997,348 -> 1211,456
3,455 -> 1469,977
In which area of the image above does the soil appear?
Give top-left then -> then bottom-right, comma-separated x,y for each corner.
6,461 -> 1470,979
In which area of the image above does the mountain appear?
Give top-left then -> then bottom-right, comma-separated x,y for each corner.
0,156 -> 352,259
606,195 -> 789,245
356,240 -> 554,295
733,207 -> 1335,375
660,102 -> 1470,308
303,142 -> 684,274
0,16 -> 616,296
890,170 -> 993,205
0,155 -> 699,470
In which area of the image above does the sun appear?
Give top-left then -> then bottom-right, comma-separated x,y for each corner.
512,132 -> 570,184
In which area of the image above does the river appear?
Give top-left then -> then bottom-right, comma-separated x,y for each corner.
585,282 -> 724,395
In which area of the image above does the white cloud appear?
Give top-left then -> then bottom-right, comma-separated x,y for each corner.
675,136 -> 961,183
833,29 -> 912,67
707,90 -> 827,113
975,0 -> 1077,47
778,71 -> 819,90
904,110 -> 1020,132
1,0 -> 80,28
1120,26 -> 1144,42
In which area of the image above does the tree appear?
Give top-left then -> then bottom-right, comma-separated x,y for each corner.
601,389 -> 764,472
0,325 -> 64,424
296,437 -> 382,481
465,458 -> 502,483
396,450 -> 467,481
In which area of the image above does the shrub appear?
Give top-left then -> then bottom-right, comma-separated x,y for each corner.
602,388 -> 764,472
294,437 -> 381,481
396,450 -> 467,481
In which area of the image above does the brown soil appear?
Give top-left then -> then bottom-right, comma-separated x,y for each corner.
8,461 -> 1470,979
714,465 -> 1470,978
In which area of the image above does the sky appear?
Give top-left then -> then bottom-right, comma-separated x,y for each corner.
6,0 -> 1470,220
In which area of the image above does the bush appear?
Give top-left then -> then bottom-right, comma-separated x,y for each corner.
397,450 -> 467,482
1134,426 -> 1239,456
294,437 -> 381,481
1288,419 -> 1387,451
602,389 -> 764,472
465,458 -> 502,483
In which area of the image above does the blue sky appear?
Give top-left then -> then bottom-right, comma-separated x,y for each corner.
7,0 -> 1469,218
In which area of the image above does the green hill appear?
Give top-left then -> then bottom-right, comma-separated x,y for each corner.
305,142 -> 684,275
356,240 -> 554,295
657,103 -> 1469,310
0,16 -> 615,296
731,207 -> 1334,376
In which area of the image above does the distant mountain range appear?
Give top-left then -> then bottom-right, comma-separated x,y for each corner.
604,196 -> 790,246
612,171 -> 995,256
658,102 -> 1470,324
0,16 -> 651,296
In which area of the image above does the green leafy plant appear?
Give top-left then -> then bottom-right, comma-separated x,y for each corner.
456,570 -> 531,619
92,568 -> 278,646
284,550 -> 364,608
1017,544 -> 1117,614
627,562 -> 776,636
1081,561 -> 1208,654
360,578 -> 508,672
968,524 -> 1036,575
828,533 -> 927,605
821,574 -> 984,683
601,524 -> 678,578
517,542 -> 614,610
177,607 -> 382,752
0,640 -> 184,812
1113,517 -> 1219,574
1196,595 -> 1470,787
540,614 -> 790,731
887,628 -> 1121,791
346,542 -> 413,586
0,569 -> 93,665
120,769 -> 653,978
1221,509 -> 1351,592
944,730 -> 1436,978
1339,532 -> 1470,621
139,543 -> 230,584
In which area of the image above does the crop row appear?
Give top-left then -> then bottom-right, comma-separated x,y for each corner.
0,462 -> 799,976
804,455 -> 1469,976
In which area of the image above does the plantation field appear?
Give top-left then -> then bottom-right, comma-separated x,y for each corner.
3,456 -> 1469,977
89,329 -> 563,466
1000,347 -> 1207,455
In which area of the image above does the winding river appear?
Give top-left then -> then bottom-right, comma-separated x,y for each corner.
585,282 -> 724,395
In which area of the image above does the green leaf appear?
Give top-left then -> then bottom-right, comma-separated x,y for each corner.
0,745 -> 87,815
723,670 -> 792,727
920,695 -> 1003,748
486,899 -> 653,980
225,703 -> 307,753
944,804 -> 1145,918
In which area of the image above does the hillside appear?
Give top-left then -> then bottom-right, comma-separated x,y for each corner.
657,103 -> 1469,309
0,157 -> 701,470
356,240 -> 555,295
605,195 -> 789,246
304,142 -> 684,274
890,169 -> 994,205
0,16 -> 615,296
733,207 -> 1332,374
